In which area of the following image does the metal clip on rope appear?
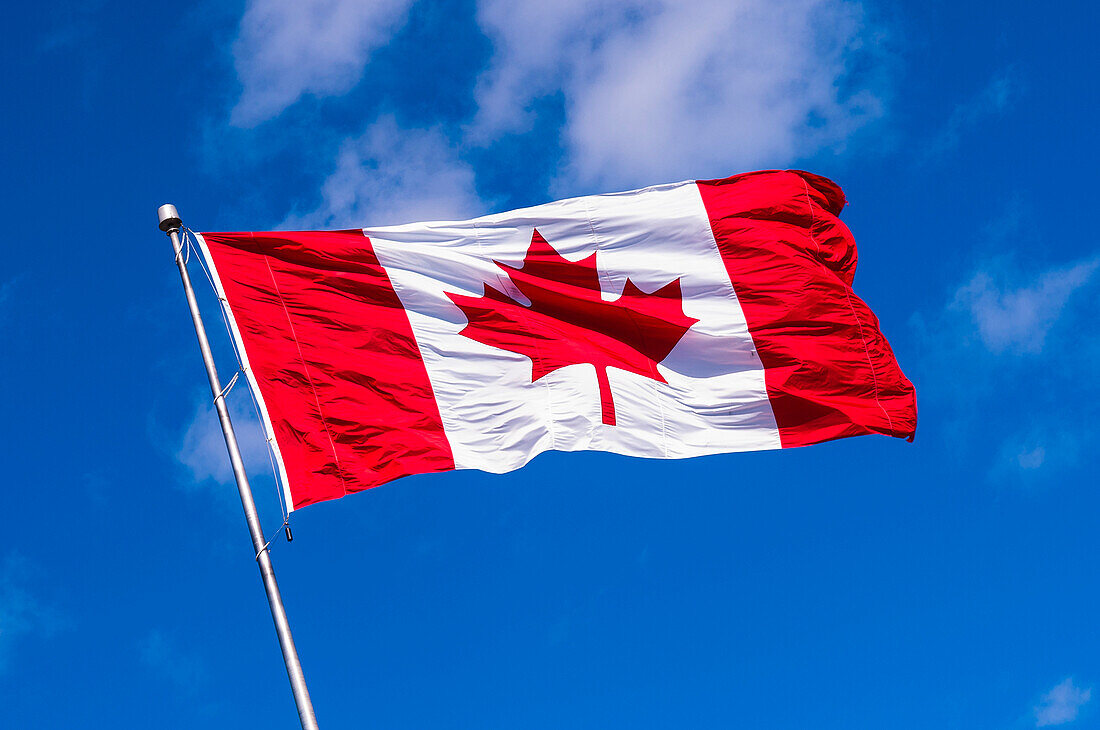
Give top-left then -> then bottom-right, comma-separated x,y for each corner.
256,516 -> 292,561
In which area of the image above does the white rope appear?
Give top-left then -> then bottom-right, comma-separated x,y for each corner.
174,231 -> 191,266
214,370 -> 240,404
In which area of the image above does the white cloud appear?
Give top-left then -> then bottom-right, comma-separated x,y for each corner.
473,0 -> 886,191
1036,678 -> 1091,727
951,257 -> 1098,355
282,115 -> 485,229
231,0 -> 414,127
176,393 -> 271,489
1015,445 -> 1046,470
227,0 -> 890,219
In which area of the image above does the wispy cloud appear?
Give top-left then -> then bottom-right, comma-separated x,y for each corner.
231,0 -> 414,127
176,393 -> 272,493
0,277 -> 19,314
913,237 -> 1100,481
990,427 -> 1085,483
950,257 -> 1098,355
37,1 -> 103,55
282,115 -> 485,228
1035,678 -> 1091,727
473,0 -> 888,191
0,555 -> 67,672
923,69 -> 1016,163
140,629 -> 207,693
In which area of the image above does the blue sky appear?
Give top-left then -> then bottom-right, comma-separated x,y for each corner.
2,0 -> 1098,727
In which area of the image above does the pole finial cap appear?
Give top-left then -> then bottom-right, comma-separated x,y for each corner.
158,204 -> 182,232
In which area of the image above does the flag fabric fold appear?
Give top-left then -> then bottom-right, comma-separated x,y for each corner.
196,170 -> 916,511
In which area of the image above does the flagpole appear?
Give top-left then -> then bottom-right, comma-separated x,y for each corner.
158,204 -> 320,730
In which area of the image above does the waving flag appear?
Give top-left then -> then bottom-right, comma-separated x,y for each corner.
196,170 -> 916,510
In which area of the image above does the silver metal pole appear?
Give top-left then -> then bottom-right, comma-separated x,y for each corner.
158,204 -> 320,730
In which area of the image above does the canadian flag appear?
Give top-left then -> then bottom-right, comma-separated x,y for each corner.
197,170 -> 916,510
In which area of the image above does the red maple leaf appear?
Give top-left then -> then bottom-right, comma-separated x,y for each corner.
446,229 -> 698,426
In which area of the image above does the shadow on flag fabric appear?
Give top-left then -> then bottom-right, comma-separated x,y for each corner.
196,170 -> 917,511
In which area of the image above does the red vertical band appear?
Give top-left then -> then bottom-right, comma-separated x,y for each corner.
697,171 -> 917,447
201,230 -> 455,509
